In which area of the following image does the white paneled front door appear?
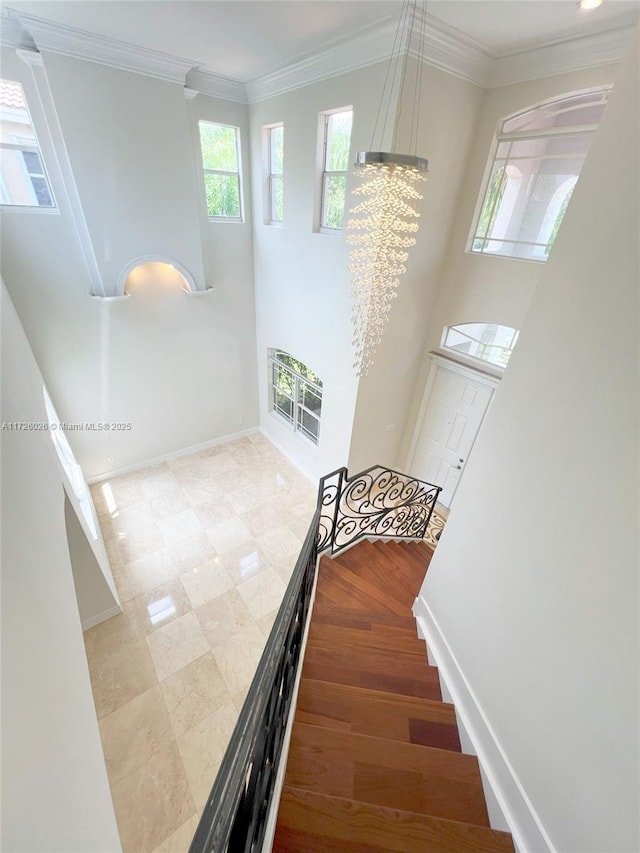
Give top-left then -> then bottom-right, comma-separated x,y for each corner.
410,357 -> 497,509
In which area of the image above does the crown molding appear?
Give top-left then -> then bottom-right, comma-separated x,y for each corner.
407,13 -> 494,88
245,16 -> 397,103
12,10 -> 197,84
488,24 -> 635,88
2,6 -> 635,105
186,68 -> 247,104
245,13 -> 493,103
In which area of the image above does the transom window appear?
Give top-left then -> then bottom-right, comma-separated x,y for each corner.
0,78 -> 55,210
442,323 -> 519,370
470,88 -> 609,261
270,349 -> 323,445
319,107 -> 353,231
267,124 -> 283,224
198,121 -> 243,220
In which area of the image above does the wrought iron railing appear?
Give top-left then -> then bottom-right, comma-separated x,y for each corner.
318,464 -> 441,554
188,465 -> 440,853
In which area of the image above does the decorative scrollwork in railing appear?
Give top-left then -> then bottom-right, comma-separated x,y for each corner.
318,465 -> 441,554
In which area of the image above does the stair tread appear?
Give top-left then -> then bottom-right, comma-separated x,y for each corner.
284,722 -> 488,825
296,678 -> 462,752
319,556 -> 411,614
307,621 -> 427,656
274,786 -> 515,853
332,547 -> 423,607
302,645 -> 442,701
311,603 -> 418,632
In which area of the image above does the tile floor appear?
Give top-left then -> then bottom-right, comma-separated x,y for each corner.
86,433 -> 317,853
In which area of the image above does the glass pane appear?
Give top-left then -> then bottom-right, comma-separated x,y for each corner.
326,110 -> 353,171
270,175 -> 283,222
299,382 -> 322,415
273,362 -> 294,397
30,174 -> 53,206
475,141 -> 585,253
270,125 -> 283,175
443,324 -> 519,369
322,174 -> 347,229
297,407 -> 319,443
274,351 -> 322,386
199,122 -> 238,171
507,133 -> 591,161
204,173 -> 241,218
502,90 -> 609,134
0,79 -> 37,146
274,391 -> 294,423
0,147 -> 54,207
474,163 -> 508,240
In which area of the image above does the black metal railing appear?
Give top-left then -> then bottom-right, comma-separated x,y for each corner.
189,465 -> 440,853
318,464 -> 441,554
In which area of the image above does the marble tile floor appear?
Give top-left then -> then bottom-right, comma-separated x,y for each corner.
85,433 -> 317,853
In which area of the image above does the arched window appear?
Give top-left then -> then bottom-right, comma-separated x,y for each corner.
470,88 -> 610,261
269,349 -> 323,444
118,257 -> 195,295
442,323 -> 519,369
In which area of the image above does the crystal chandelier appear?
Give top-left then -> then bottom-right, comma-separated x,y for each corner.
347,1 -> 429,375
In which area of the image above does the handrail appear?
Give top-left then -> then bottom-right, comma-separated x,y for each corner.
318,464 -> 441,554
188,464 -> 440,853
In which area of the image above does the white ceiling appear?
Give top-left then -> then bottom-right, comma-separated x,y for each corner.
6,0 -> 639,82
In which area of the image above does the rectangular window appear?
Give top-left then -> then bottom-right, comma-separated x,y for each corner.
319,108 -> 353,232
198,121 -> 242,220
0,79 -> 55,209
270,350 -> 322,445
267,124 -> 283,224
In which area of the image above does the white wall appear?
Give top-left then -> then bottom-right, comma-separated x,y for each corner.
415,29 -> 638,853
65,492 -> 120,629
250,64 -> 385,480
399,64 -> 619,465
1,279 -> 121,852
250,60 -> 483,481
1,47 -> 259,479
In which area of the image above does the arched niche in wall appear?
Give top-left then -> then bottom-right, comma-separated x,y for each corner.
117,256 -> 196,296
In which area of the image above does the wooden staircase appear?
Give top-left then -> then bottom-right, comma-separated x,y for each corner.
272,539 -> 514,853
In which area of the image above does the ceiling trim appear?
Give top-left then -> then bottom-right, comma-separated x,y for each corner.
1,7 -> 635,103
9,10 -> 197,84
186,68 -> 248,104
488,24 -> 634,88
245,13 -> 493,103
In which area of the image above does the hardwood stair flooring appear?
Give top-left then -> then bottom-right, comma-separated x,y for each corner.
273,539 -> 514,853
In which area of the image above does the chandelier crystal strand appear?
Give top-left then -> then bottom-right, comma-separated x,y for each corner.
347,159 -> 427,374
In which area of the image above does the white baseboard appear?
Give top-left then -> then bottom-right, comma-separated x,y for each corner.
86,427 -> 259,484
81,603 -> 122,631
413,593 -> 556,853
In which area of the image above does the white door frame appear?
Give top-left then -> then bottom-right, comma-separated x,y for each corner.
406,352 -> 501,502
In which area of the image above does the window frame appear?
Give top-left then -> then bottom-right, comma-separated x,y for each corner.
0,78 -> 57,213
318,107 -> 353,234
269,350 -> 322,446
198,120 -> 244,223
467,88 -> 610,263
266,123 -> 283,226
